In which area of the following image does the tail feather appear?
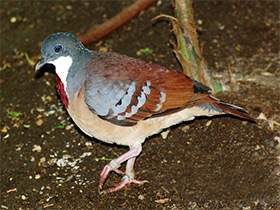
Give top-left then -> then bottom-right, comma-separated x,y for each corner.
193,95 -> 255,121
212,101 -> 255,121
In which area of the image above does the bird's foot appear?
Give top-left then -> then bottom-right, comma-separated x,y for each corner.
98,160 -> 124,191
98,147 -> 145,194
99,172 -> 148,195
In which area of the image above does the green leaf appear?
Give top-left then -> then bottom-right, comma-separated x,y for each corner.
53,125 -> 65,129
94,157 -> 113,161
7,112 -> 23,117
142,47 -> 153,54
24,52 -> 36,67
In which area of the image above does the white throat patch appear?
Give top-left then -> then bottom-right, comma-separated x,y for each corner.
49,56 -> 73,89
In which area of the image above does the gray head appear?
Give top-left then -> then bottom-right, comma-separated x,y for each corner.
36,32 -> 92,102
35,32 -> 88,71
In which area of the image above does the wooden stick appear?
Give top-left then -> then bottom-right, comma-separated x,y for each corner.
79,0 -> 156,46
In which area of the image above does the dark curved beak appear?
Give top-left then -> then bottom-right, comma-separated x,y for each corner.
35,57 -> 46,71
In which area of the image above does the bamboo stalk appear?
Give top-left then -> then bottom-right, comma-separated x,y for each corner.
172,0 -> 222,93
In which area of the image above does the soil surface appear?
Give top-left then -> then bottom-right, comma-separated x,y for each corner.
1,1 -> 279,209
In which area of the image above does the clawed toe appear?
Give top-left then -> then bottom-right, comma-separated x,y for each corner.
98,164 -> 124,191
99,173 -> 148,195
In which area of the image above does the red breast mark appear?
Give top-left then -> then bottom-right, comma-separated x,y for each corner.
55,74 -> 69,108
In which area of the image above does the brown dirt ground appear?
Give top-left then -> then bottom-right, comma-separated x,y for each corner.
1,1 -> 279,209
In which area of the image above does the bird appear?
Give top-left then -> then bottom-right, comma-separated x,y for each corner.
35,32 -> 254,194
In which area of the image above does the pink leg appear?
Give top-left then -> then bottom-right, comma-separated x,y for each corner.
98,146 -> 148,194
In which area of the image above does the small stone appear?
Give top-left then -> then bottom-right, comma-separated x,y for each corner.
10,17 -> 17,23
1,126 -> 8,133
56,158 -> 67,167
181,125 -> 190,132
218,23 -> 225,30
197,19 -> 203,25
65,125 -> 72,130
261,72 -> 273,76
257,113 -> 267,120
47,96 -> 52,103
32,145 -> 42,152
63,154 -> 71,159
156,0 -> 162,6
36,119 -> 44,126
138,194 -> 145,200
15,145 -> 22,151
23,124 -> 30,128
41,95 -> 46,103
155,198 -> 169,204
265,22 -> 271,27
206,120 -> 212,127
13,122 -> 20,128
242,121 -> 248,125
235,44 -> 241,51
85,141 -> 93,147
99,47 -> 108,52
21,195 -> 27,200
66,5 -> 72,10
161,129 -> 170,139
71,169 -> 79,174
255,145 -> 261,150
36,108 -> 45,112
35,174 -> 41,179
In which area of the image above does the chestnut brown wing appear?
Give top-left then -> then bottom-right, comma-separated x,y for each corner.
84,52 -> 204,126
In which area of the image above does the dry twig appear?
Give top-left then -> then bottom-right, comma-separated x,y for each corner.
79,0 -> 156,46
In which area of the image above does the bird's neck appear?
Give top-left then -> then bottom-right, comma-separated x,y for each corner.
55,51 -> 91,108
